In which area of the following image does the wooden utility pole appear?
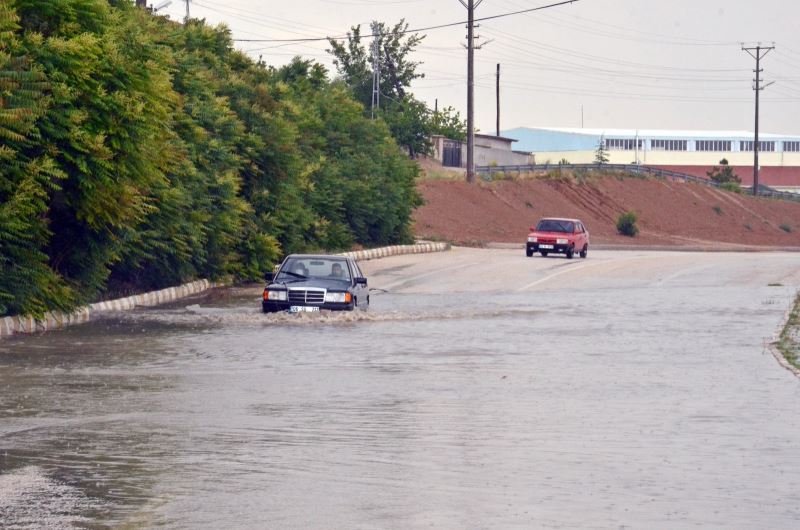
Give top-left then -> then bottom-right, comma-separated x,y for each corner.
135,0 -> 147,7
465,0 -> 477,182
742,44 -> 774,196
496,63 -> 500,137
458,0 -> 483,182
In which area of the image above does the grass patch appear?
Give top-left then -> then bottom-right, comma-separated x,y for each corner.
744,223 -> 752,231
775,292 -> 800,370
712,205 -> 723,215
779,223 -> 792,233
768,283 -> 784,287
720,182 -> 743,193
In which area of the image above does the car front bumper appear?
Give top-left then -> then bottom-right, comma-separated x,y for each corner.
527,243 -> 572,253
262,300 -> 355,313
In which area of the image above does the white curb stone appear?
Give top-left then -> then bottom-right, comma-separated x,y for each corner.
1,242 -> 451,339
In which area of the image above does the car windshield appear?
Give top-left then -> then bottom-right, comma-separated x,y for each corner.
536,219 -> 574,233
276,258 -> 351,282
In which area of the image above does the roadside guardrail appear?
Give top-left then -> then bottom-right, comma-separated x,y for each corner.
475,163 -> 800,202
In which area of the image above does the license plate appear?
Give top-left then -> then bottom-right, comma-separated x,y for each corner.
289,306 -> 320,313
539,244 -> 554,249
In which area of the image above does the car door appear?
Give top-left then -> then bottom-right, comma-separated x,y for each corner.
349,259 -> 367,307
576,222 -> 587,249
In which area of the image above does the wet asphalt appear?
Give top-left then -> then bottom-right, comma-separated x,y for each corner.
1,248 -> 799,529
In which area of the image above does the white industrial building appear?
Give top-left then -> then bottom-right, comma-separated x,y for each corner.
501,127 -> 800,190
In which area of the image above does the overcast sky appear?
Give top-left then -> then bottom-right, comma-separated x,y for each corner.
154,0 -> 800,135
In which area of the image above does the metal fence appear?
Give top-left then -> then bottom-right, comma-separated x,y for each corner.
475,163 -> 800,202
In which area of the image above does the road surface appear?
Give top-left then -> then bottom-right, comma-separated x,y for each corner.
1,248 -> 799,529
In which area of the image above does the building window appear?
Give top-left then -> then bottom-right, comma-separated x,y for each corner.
696,140 -> 731,152
651,139 -> 687,151
740,141 -> 776,152
783,141 -> 800,152
605,138 -> 643,150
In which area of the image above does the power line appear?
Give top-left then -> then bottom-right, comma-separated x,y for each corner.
479,25 -> 748,74
231,0 -> 580,43
192,0 -> 343,41
474,79 -> 796,103
496,0 -> 738,47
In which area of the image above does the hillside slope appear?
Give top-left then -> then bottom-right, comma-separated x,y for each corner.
414,175 -> 800,248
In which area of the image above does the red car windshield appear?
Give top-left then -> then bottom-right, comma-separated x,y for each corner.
536,220 -> 574,233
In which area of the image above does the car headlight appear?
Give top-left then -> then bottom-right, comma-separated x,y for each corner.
324,292 -> 352,303
266,290 -> 287,301
556,238 -> 568,245
527,236 -> 537,243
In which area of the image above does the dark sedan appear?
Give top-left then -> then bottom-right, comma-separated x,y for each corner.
262,254 -> 369,313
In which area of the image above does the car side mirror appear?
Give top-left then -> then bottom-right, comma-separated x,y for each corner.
265,271 -> 275,282
355,277 -> 367,285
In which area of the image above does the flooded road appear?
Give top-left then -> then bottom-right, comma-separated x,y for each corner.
2,248 -> 800,529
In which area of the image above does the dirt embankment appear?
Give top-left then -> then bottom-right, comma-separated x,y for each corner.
413,173 -> 800,248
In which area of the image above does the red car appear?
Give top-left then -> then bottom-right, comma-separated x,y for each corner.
526,217 -> 589,259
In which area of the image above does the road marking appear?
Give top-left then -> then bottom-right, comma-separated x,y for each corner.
380,261 -> 483,291
516,262 -> 601,292
516,254 -> 653,292
656,263 -> 716,285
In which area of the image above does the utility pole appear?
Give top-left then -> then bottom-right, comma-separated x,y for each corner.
496,63 -> 500,137
742,44 -> 775,196
184,0 -> 190,24
459,0 -> 483,183
135,0 -> 147,7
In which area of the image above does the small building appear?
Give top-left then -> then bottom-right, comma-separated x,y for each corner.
502,127 -> 800,191
430,134 -> 533,169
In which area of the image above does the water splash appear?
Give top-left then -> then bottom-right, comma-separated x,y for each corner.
115,304 -> 543,328
0,466 -> 103,529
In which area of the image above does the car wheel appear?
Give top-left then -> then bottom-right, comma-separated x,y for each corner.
540,251 -> 548,257
526,247 -> 534,257
566,247 -> 574,259
580,245 -> 588,259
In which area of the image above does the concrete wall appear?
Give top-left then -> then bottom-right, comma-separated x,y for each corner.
474,135 -> 516,151
431,135 -> 533,168
472,145 -> 533,167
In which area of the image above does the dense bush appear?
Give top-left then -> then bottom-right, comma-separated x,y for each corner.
0,1 -> 420,317
616,211 -> 639,237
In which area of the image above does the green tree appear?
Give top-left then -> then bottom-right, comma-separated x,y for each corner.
595,135 -> 609,164
429,105 -> 466,142
277,57 -> 422,247
0,3 -> 75,316
706,158 -> 740,185
0,3 -> 425,317
327,19 -> 464,156
327,20 -> 425,107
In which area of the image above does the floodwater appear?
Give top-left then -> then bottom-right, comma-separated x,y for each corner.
2,248 -> 800,529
